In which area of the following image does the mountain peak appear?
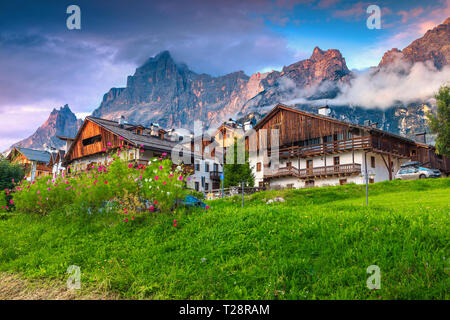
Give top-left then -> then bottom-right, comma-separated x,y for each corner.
10,105 -> 81,151
141,50 -> 174,67
379,17 -> 450,69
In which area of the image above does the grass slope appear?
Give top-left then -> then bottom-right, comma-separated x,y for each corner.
0,179 -> 449,299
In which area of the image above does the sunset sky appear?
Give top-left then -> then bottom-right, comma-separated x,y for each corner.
0,0 -> 449,151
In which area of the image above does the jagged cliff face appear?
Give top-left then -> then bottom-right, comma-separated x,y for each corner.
11,104 -> 82,150
379,17 -> 450,69
92,51 -> 262,128
92,47 -> 353,129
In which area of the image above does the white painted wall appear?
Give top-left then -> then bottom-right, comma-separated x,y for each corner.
250,148 -> 411,189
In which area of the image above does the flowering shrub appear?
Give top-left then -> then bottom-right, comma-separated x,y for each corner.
11,150 -> 191,217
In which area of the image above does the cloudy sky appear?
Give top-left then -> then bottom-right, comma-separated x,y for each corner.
0,0 -> 449,150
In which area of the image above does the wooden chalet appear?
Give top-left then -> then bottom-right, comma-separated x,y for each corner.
63,116 -> 177,171
7,147 -> 52,180
250,104 -> 449,188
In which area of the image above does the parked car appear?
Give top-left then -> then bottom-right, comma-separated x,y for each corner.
395,166 -> 441,180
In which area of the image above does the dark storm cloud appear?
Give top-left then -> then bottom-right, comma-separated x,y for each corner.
0,0 -> 297,110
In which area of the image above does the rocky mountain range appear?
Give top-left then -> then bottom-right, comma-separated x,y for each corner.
11,104 -> 82,151
12,17 -> 449,150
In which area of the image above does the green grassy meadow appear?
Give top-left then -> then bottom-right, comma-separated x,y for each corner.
0,178 -> 449,299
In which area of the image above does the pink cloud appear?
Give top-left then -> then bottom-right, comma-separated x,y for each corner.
317,0 -> 341,9
397,7 -> 425,23
332,2 -> 367,19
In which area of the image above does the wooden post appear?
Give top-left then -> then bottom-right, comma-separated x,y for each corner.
388,153 -> 392,180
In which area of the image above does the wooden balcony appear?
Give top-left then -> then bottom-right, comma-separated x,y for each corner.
210,171 -> 223,180
268,136 -> 372,159
264,163 -> 362,180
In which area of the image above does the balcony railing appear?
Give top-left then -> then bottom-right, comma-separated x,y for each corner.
264,163 -> 362,179
210,171 -> 223,180
268,137 -> 372,159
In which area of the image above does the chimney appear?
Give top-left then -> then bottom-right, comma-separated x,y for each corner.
150,122 -> 159,136
318,105 -> 331,116
244,121 -> 253,132
364,120 -> 371,127
118,115 -> 125,128
415,132 -> 426,144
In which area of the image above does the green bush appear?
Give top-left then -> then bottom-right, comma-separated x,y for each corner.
0,157 -> 25,191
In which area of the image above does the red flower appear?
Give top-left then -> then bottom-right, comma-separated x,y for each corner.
206,205 -> 210,210
9,199 -> 13,205
104,181 -> 108,184
149,206 -> 154,212
154,200 -> 158,205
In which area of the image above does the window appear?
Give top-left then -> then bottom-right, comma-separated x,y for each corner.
333,156 -> 340,166
286,161 -> 292,167
82,135 -> 101,146
371,156 -> 376,168
256,162 -> 262,172
369,178 -> 374,184
195,144 -> 200,152
287,183 -> 294,189
306,160 -> 313,169
258,181 -> 264,188
213,163 -> 219,172
205,183 -> 209,191
195,182 -> 199,191
204,146 -> 209,154
339,179 -> 347,185
195,162 -> 200,171
205,163 -> 209,172
305,180 -> 314,187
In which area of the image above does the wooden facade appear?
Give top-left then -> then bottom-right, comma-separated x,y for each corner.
65,120 -> 127,163
253,104 -> 450,179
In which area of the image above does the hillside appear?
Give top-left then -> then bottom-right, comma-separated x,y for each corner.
0,178 -> 448,299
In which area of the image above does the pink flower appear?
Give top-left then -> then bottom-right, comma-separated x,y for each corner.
37,190 -> 40,194
187,177 -> 191,181
107,142 -> 112,146
9,199 -> 13,205
149,206 -> 154,212
128,164 -> 133,168
155,176 -> 159,180
11,179 -> 14,182
140,144 -> 144,147
163,181 -> 167,185
159,166 -> 163,170
178,175 -> 183,181
206,205 -> 210,210
119,137 -> 124,140
47,188 -> 51,191
162,153 -> 167,156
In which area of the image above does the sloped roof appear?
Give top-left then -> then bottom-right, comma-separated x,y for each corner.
254,103 -> 426,146
85,116 -> 176,152
14,147 -> 51,163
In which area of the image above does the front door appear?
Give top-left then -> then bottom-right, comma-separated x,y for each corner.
306,159 -> 313,176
